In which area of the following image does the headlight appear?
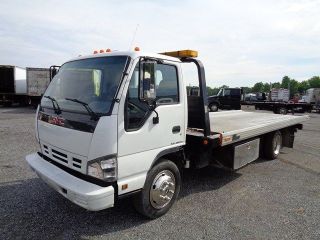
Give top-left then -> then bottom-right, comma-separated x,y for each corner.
87,156 -> 117,182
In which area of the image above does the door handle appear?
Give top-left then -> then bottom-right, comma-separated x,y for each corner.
172,126 -> 181,134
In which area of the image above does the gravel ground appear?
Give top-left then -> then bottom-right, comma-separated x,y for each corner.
0,107 -> 319,240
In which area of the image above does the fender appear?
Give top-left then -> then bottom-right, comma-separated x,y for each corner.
150,146 -> 183,168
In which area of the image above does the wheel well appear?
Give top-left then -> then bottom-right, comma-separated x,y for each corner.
209,101 -> 219,106
151,149 -> 185,171
261,127 -> 296,149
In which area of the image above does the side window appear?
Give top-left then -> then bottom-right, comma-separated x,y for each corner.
224,89 -> 231,96
230,89 -> 240,97
155,64 -> 179,104
125,65 -> 149,131
125,62 -> 179,131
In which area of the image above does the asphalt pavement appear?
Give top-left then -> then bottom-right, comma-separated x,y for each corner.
0,107 -> 319,240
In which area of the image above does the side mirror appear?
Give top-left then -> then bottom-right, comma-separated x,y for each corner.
49,65 -> 61,82
139,61 -> 156,104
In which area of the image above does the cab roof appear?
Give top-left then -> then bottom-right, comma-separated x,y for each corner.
69,50 -> 183,63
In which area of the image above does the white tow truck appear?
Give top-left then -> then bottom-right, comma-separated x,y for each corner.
26,49 -> 308,218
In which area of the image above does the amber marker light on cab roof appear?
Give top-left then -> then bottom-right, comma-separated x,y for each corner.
106,48 -> 111,52
93,50 -> 98,54
100,49 -> 105,53
134,47 -> 140,51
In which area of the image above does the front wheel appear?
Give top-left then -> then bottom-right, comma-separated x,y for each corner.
133,160 -> 181,219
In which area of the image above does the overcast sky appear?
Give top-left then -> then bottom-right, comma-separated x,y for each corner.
0,0 -> 319,87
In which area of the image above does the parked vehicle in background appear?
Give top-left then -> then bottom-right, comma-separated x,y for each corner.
0,65 -> 27,106
26,68 -> 50,106
242,89 -> 313,114
299,88 -> 320,113
270,88 -> 289,102
244,92 -> 266,102
208,88 -> 242,112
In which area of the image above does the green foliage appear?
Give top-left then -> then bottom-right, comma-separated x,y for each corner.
308,76 -> 320,88
262,83 -> 271,92
281,76 -> 291,89
298,81 -> 309,93
252,82 -> 264,92
272,82 -> 281,89
189,75 -> 319,98
241,87 -> 252,94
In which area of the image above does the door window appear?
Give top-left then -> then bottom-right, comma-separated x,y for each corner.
155,64 -> 179,104
125,62 -> 179,131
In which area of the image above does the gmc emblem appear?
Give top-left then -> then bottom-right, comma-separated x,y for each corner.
49,116 -> 65,126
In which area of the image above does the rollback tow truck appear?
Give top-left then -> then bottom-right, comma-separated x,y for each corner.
26,49 -> 308,218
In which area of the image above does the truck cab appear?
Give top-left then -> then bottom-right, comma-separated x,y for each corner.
26,49 -> 308,218
208,87 -> 242,112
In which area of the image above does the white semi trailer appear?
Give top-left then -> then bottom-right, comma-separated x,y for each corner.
26,68 -> 51,106
26,49 -> 308,218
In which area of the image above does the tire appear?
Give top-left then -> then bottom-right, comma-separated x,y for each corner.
263,131 -> 282,160
208,103 -> 218,112
133,160 -> 181,219
277,107 -> 287,115
3,102 -> 12,107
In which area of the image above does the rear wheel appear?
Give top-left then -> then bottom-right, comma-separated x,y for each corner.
3,102 -> 12,107
208,103 -> 218,112
133,160 -> 181,219
263,131 -> 282,160
277,107 -> 287,115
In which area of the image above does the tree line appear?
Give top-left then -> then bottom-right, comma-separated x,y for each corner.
205,76 -> 320,97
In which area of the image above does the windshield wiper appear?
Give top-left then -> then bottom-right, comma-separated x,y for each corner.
44,95 -> 61,114
65,98 -> 99,121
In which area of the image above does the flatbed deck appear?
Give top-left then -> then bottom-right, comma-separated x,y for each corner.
187,110 -> 309,146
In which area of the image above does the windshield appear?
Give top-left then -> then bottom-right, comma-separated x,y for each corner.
41,56 -> 129,115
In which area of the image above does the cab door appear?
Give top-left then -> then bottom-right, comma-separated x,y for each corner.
116,59 -> 186,191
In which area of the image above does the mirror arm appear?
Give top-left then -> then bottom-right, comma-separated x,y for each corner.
152,109 -> 159,124
149,101 -> 159,124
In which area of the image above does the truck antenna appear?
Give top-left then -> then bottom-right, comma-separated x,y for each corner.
129,24 -> 139,51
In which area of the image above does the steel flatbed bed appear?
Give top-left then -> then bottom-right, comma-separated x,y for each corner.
187,110 -> 309,146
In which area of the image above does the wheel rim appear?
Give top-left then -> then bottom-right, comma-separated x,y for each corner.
210,104 -> 218,112
150,170 -> 176,209
279,108 -> 287,114
273,133 -> 282,155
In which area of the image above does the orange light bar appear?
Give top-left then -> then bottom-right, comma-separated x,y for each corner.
93,50 -> 98,54
100,49 -> 105,53
159,50 -> 198,58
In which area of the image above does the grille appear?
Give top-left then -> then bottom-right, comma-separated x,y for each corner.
41,143 -> 86,172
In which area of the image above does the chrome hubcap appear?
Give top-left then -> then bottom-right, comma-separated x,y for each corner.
150,170 -> 175,209
210,104 -> 218,111
273,134 -> 281,155
279,108 -> 287,114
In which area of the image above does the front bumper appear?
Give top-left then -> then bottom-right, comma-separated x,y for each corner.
26,153 -> 114,211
